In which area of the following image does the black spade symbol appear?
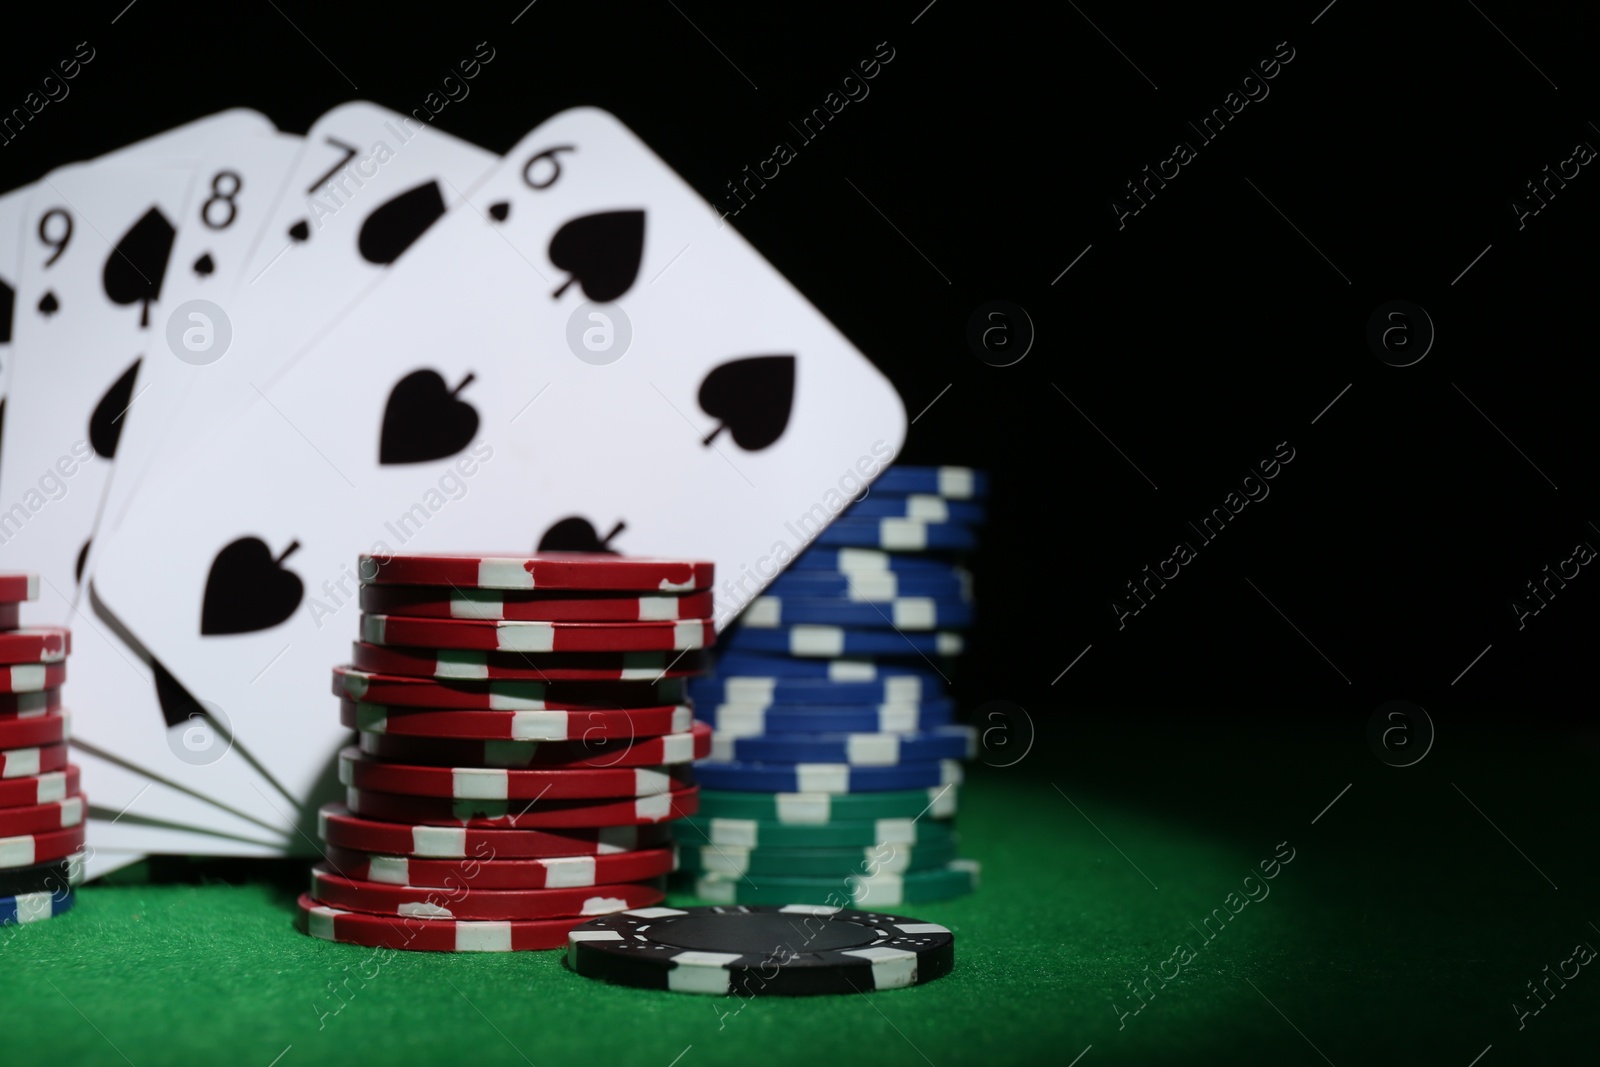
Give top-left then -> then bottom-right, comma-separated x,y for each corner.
487,201 -> 510,222
697,354 -> 796,451
288,219 -> 311,242
193,253 -> 215,277
538,518 -> 625,555
151,657 -> 208,729
37,291 -> 60,318
358,180 -> 447,265
75,539 -> 91,583
0,276 -> 12,343
200,537 -> 304,636
548,210 -> 645,302
378,370 -> 479,465
102,207 -> 176,327
89,358 -> 141,459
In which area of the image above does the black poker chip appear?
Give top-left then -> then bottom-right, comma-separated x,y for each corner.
0,856 -> 79,898
566,904 -> 955,996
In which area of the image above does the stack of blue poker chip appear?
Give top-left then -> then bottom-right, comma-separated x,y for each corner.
684,466 -> 987,907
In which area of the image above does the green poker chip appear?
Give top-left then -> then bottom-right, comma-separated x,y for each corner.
676,815 -> 955,849
675,836 -> 959,877
695,785 -> 958,823
693,860 -> 980,908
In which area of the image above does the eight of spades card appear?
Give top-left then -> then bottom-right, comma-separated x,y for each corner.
78,104 -> 497,830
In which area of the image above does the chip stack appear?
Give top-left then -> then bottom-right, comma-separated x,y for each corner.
683,465 -> 987,907
296,552 -> 716,952
0,572 -> 83,926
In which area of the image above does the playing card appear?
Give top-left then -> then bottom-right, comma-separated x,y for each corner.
94,106 -> 906,811
47,131 -> 315,837
70,104 -> 496,829
88,130 -> 304,532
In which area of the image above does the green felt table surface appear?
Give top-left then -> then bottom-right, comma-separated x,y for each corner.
4,713 -> 1595,1066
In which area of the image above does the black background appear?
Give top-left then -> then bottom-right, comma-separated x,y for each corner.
2,4 -> 1593,798
3,2 -> 1598,1058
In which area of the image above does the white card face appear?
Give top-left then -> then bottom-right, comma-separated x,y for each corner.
94,106 -> 906,806
1,158 -> 201,624
0,111 -> 272,627
92,131 -> 304,541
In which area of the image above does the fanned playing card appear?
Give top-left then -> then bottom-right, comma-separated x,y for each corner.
79,104 -> 497,829
93,107 -> 906,814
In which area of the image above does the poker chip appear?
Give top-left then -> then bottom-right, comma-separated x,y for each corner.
356,721 -> 712,768
813,518 -> 977,552
0,687 -> 64,717
676,837 -> 958,877
338,747 -> 691,801
318,804 -> 675,858
352,641 -> 707,681
0,824 -> 86,869
709,726 -> 976,766
0,627 -> 71,665
722,625 -> 964,658
0,662 -> 67,694
333,666 -> 686,709
0,795 -> 85,837
696,786 -> 958,823
0,855 -> 82,897
693,758 -> 963,795
362,614 -> 715,654
358,553 -> 714,593
694,662 -> 941,706
708,653 -> 941,683
694,699 -> 956,736
0,766 -> 80,807
678,815 -> 955,849
341,698 -> 695,741
322,844 -> 678,889
0,711 -> 70,749
567,904 -> 956,995
0,742 -> 70,779
343,782 -> 700,828
740,595 -> 973,631
695,859 -> 980,907
0,604 -> 17,631
870,465 -> 988,498
767,568 -> 971,602
0,574 -> 40,604
298,893 -> 588,952
1,888 -> 75,925
359,584 -> 715,622
309,865 -> 665,921
841,494 -> 988,523
789,548 -> 964,575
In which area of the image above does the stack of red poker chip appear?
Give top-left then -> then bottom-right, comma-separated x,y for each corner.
299,552 -> 715,952
0,572 -> 83,927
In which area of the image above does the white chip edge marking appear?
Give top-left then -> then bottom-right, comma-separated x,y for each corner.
479,559 -> 535,589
